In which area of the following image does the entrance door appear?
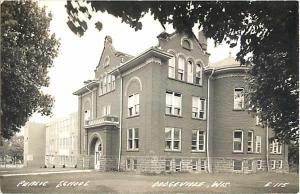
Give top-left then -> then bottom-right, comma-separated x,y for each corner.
94,140 -> 102,170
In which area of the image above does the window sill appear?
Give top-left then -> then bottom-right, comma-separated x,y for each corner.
232,109 -> 245,111
191,151 -> 206,153
126,150 -> 139,152
270,153 -> 282,155
164,150 -> 181,152
99,89 -> 116,97
127,114 -> 140,119
168,77 -> 203,87
165,114 -> 183,118
192,117 -> 206,121
232,151 -> 244,154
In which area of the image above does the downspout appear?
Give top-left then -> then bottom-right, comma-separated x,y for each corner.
118,74 -> 123,171
85,85 -> 93,156
266,119 -> 269,172
207,68 -> 215,173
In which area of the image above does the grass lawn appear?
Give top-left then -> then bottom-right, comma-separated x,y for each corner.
0,170 -> 298,193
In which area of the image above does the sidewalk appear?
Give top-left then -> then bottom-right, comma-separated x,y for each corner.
0,167 -> 92,176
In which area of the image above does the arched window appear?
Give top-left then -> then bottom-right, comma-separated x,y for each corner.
187,60 -> 193,83
168,54 -> 176,78
195,63 -> 203,85
181,38 -> 193,50
178,56 -> 185,81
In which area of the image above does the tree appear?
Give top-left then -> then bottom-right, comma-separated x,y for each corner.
8,135 -> 24,162
65,1 -> 298,143
1,1 -> 60,139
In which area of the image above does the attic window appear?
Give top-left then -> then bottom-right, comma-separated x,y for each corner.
104,56 -> 110,67
181,38 -> 193,50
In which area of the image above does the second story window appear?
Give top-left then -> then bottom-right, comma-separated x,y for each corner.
255,136 -> 262,153
168,55 -> 176,78
102,105 -> 111,116
166,91 -> 182,116
192,97 -> 206,119
111,75 -> 115,90
177,56 -> 185,81
270,139 -> 282,154
247,131 -> 254,152
165,127 -> 181,151
127,128 -> 139,150
128,93 -> 139,117
234,88 -> 244,110
233,130 -> 243,152
191,130 -> 205,152
195,63 -> 203,85
187,60 -> 193,83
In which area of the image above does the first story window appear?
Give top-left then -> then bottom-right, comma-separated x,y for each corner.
191,160 -> 197,171
128,93 -> 140,117
192,97 -> 206,119
271,160 -> 276,169
255,136 -> 262,153
126,159 -> 131,169
127,128 -> 139,150
165,159 -> 171,171
247,131 -> 254,152
233,160 -> 243,171
233,130 -> 243,152
133,160 -> 138,170
278,160 -> 283,169
191,130 -> 205,152
257,160 -> 262,169
234,88 -> 245,110
200,160 -> 206,171
166,91 -> 182,116
248,160 -> 253,171
175,159 -> 181,172
165,128 -> 181,151
270,139 -> 282,154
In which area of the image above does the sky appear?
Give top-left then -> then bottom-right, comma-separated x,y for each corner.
29,1 -> 240,123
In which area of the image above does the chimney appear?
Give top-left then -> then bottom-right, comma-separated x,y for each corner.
198,31 -> 207,51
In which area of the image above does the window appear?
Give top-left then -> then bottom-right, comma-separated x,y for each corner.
271,160 -> 276,169
233,160 -> 243,171
103,75 -> 107,94
111,75 -> 115,90
192,97 -> 206,119
257,160 -> 262,170
102,105 -> 111,116
233,130 -> 243,152
165,128 -> 181,151
187,60 -> 193,83
182,39 -> 192,50
165,159 -> 171,171
99,80 -> 103,95
255,136 -> 262,153
84,110 -> 90,123
127,128 -> 139,150
256,109 -> 262,125
168,55 -> 176,78
177,56 -> 185,81
200,160 -> 206,171
278,160 -> 283,169
104,56 -> 110,67
175,159 -> 181,172
128,93 -> 140,117
191,160 -> 197,171
133,160 -> 138,170
165,91 -> 182,116
248,160 -> 253,171
191,130 -> 205,152
234,88 -> 245,110
195,64 -> 202,85
126,159 -> 131,169
270,139 -> 282,154
247,131 -> 254,152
